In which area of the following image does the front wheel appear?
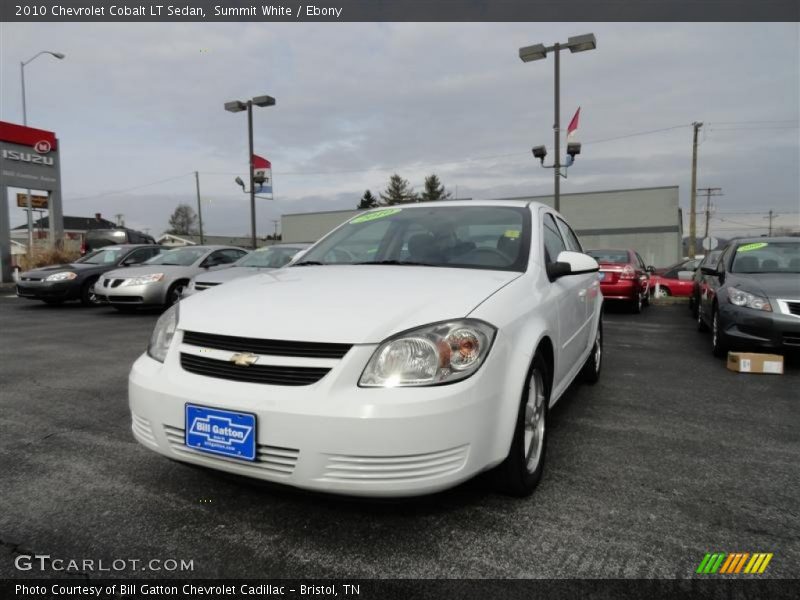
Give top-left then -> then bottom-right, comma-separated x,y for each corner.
494,353 -> 550,497
711,308 -> 729,358
166,281 -> 187,306
653,286 -> 670,299
80,279 -> 101,307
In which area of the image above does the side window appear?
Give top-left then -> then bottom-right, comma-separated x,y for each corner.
635,252 -> 646,270
542,213 -> 567,264
123,248 -> 154,264
555,218 -> 583,253
220,249 -> 246,263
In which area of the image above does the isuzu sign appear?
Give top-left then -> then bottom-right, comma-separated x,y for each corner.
0,120 -> 64,283
2,149 -> 54,166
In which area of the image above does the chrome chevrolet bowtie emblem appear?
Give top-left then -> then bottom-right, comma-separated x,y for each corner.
230,352 -> 258,367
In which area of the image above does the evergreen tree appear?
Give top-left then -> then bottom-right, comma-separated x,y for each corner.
357,189 -> 379,209
380,174 -> 418,205
420,174 -> 452,202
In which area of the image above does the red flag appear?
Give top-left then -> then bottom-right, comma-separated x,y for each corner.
252,154 -> 271,169
567,107 -> 580,138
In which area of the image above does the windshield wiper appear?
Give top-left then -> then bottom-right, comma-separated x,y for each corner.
293,260 -> 324,266
354,260 -> 436,267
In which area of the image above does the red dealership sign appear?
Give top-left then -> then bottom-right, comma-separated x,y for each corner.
0,121 -> 58,151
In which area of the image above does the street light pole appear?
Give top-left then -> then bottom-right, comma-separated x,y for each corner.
553,43 -> 561,212
225,95 -> 276,250
519,34 -> 595,214
20,50 -> 65,255
247,100 -> 256,249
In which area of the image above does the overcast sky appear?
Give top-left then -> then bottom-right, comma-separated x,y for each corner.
1,22 -> 798,240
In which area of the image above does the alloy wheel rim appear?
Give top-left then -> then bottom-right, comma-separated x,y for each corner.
524,369 -> 546,473
712,312 -> 718,348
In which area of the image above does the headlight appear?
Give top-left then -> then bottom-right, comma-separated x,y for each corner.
359,319 -> 496,387
45,271 -> 77,282
123,273 -> 164,286
147,303 -> 179,363
728,287 -> 772,312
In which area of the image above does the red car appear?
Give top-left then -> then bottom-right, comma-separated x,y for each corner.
586,248 -> 652,313
648,258 -> 701,298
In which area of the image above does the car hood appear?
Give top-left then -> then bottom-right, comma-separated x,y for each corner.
103,264 -> 197,280
22,262 -> 100,277
193,266 -> 270,284
180,265 -> 521,344
729,273 -> 800,298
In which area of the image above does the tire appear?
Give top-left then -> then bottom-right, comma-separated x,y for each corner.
494,352 -> 550,497
80,278 -> 100,307
711,307 -> 729,358
581,319 -> 603,385
697,304 -> 709,332
654,287 -> 670,299
631,292 -> 643,314
689,294 -> 698,318
166,280 -> 187,306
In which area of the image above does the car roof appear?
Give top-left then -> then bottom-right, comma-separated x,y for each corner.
362,199 -> 538,209
162,245 -> 245,251
727,236 -> 798,245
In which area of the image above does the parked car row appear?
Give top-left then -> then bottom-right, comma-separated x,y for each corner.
16,243 -> 309,310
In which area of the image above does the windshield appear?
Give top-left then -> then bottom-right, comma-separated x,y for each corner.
586,250 -> 630,264
295,206 -> 530,271
730,241 -> 800,273
145,247 -> 206,266
76,247 -> 125,265
239,246 -> 304,268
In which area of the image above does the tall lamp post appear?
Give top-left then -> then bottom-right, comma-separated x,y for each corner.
224,95 -> 276,249
519,33 -> 596,212
21,50 -> 65,254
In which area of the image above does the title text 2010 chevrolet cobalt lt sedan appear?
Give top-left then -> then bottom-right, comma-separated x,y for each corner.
129,201 -> 603,497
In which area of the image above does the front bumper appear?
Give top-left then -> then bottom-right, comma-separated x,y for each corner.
719,302 -> 800,350
94,280 -> 167,306
129,335 -> 512,497
16,280 -> 78,301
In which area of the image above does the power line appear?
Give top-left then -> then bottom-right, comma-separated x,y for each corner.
68,172 -> 194,202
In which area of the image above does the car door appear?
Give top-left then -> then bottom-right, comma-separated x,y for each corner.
701,245 -> 732,323
543,212 -> 589,384
556,216 -> 597,336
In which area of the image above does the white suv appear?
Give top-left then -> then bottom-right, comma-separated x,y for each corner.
130,201 -> 603,497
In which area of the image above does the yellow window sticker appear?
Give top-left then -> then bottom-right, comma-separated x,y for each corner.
350,208 -> 401,224
736,242 -> 768,253
504,230 -> 521,239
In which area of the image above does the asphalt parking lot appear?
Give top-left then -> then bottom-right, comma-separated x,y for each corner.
0,294 -> 797,579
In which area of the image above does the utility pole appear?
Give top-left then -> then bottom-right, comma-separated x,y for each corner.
114,213 -> 125,227
697,187 -> 723,247
688,122 -> 703,258
764,210 -> 777,236
194,171 -> 205,244
270,219 -> 280,241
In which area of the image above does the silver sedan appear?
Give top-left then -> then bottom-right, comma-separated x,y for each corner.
94,245 -> 247,311
183,243 -> 311,298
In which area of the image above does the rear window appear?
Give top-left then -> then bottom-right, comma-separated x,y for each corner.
586,250 -> 630,264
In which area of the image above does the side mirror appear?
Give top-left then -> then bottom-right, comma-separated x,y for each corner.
677,270 -> 695,281
646,265 -> 655,274
700,266 -> 718,276
547,251 -> 600,280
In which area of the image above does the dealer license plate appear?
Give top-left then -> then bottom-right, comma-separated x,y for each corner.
185,404 -> 257,461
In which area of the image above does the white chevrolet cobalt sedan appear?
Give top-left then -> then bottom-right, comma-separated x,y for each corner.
130,201 -> 603,497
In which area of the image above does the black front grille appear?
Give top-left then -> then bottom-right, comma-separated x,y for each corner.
107,295 -> 143,303
182,330 -> 352,359
786,301 -> 800,316
181,353 -> 330,386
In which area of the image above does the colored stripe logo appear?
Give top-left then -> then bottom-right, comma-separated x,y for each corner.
696,552 -> 773,574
